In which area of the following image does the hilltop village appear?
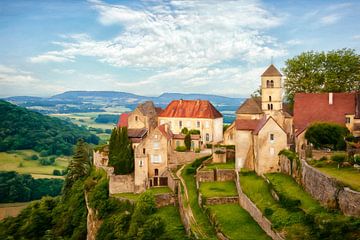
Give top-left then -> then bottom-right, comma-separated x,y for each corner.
92,64 -> 360,239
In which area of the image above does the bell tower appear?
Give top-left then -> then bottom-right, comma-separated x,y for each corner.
261,64 -> 283,113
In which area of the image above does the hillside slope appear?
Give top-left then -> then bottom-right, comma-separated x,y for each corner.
0,100 -> 99,155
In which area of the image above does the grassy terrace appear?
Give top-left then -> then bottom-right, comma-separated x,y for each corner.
310,163 -> 360,191
239,170 -> 312,238
181,163 -> 217,239
203,161 -> 235,170
209,204 -> 270,240
199,181 -> 237,198
154,205 -> 189,240
112,186 -> 172,201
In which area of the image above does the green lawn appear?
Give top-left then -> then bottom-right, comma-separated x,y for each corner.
0,150 -> 69,178
199,181 -> 237,198
181,163 -> 217,239
203,162 -> 235,170
147,186 -> 172,195
239,170 -> 312,238
154,206 -> 189,240
209,204 -> 270,240
312,165 -> 360,191
112,187 -> 172,201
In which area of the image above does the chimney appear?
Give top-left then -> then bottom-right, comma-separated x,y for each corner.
329,93 -> 333,105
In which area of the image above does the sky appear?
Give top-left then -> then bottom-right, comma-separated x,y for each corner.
0,0 -> 359,98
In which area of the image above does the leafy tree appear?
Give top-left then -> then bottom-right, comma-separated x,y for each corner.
283,48 -> 360,104
109,127 -> 134,174
63,139 -> 91,193
305,122 -> 349,150
181,127 -> 189,134
184,134 -> 191,151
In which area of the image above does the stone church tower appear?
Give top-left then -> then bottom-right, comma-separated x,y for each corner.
261,64 -> 283,114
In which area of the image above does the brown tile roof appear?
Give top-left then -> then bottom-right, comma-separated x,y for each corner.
261,64 -> 282,77
159,100 -> 222,119
158,124 -> 174,140
253,116 -> 271,135
155,107 -> 163,115
235,118 -> 261,131
137,101 -> 158,116
127,128 -> 148,138
117,113 -> 129,127
236,97 -> 262,114
294,92 -> 356,136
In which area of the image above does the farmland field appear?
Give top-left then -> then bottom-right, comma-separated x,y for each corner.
0,202 -> 32,220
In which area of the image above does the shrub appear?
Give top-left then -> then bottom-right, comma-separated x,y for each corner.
40,150 -> 49,157
331,153 -> 348,168
184,134 -> 191,150
40,157 -> 55,166
186,167 -> 196,174
30,154 -> 39,160
278,194 -> 301,211
354,154 -> 360,164
194,148 -> 200,153
215,150 -> 225,154
189,129 -> 200,135
181,127 -> 189,134
175,146 -> 187,152
264,207 -> 274,217
53,170 -> 61,176
206,143 -> 212,149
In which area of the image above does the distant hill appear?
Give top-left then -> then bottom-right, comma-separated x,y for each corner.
0,100 -> 99,155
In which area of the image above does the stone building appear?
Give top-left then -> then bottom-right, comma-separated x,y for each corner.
224,64 -> 291,174
293,92 -> 360,152
158,99 -> 223,144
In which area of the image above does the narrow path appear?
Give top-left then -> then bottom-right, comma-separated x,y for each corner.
176,164 -> 209,239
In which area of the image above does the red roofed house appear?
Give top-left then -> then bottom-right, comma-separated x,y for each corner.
224,64 -> 289,174
294,92 -> 359,153
158,99 -> 223,143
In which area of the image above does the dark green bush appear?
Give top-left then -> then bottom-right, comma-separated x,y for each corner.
264,207 -> 274,217
53,169 -> 61,176
175,146 -> 187,152
331,153 -> 347,167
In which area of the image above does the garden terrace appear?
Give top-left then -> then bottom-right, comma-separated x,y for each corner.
111,186 -> 172,201
202,162 -> 235,170
239,170 -> 312,238
199,181 -> 237,198
208,204 -> 270,240
309,159 -> 360,191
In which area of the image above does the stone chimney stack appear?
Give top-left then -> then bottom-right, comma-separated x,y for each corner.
329,93 -> 333,105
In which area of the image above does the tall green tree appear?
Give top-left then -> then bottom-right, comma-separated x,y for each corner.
109,127 -> 134,174
283,48 -> 360,104
63,139 -> 91,193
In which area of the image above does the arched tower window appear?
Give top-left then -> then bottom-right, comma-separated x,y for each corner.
266,80 -> 271,88
270,104 -> 273,110
270,80 -> 274,88
155,169 -> 159,176
269,96 -> 272,102
268,104 -> 270,110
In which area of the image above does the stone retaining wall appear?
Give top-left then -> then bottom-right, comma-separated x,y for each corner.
165,169 -> 179,193
109,174 -> 134,194
338,188 -> 360,216
169,151 -> 210,167
217,169 -> 235,181
177,182 -> 192,237
196,169 -> 235,182
205,196 -> 239,205
236,171 -> 284,240
196,170 -> 215,182
155,193 -> 176,208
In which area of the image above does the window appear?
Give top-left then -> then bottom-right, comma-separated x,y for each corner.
154,169 -> 159,176
179,120 -> 182,128
269,96 -> 272,102
206,133 -> 210,142
153,142 -> 160,149
345,117 -> 351,124
270,80 -> 274,88
176,140 -> 180,147
135,116 -> 138,121
143,148 -> 146,154
139,160 -> 143,167
268,104 -> 270,110
151,155 -> 162,163
270,133 -> 274,142
197,121 -> 201,128
266,80 -> 270,88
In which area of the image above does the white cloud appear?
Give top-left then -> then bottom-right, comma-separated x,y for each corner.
286,39 -> 302,46
352,35 -> 360,40
320,14 -> 341,25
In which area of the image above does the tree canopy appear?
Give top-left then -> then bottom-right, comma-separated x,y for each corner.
305,122 -> 350,151
283,48 -> 360,104
108,127 -> 134,175
0,100 -> 99,156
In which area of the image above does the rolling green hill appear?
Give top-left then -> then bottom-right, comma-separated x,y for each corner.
0,100 -> 99,156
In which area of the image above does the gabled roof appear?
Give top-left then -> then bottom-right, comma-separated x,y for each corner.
159,100 -> 222,119
158,124 -> 174,140
235,119 -> 261,131
117,113 -> 129,127
253,116 -> 271,135
236,97 -> 262,114
137,101 -> 158,116
261,64 -> 282,77
294,92 -> 356,136
127,128 -> 148,138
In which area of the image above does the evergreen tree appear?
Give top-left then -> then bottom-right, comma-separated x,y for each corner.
63,139 -> 91,194
184,133 -> 191,151
108,127 -> 134,174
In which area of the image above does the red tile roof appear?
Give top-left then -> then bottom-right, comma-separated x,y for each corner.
236,97 -> 262,114
261,64 -> 282,77
235,119 -> 261,131
294,92 -> 356,136
158,124 -> 174,140
127,128 -> 148,138
159,100 -> 222,119
117,113 -> 129,127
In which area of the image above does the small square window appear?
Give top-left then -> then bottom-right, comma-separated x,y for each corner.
143,148 -> 146,154
345,117 -> 351,124
139,160 -> 143,167
270,134 -> 274,141
197,121 -> 200,128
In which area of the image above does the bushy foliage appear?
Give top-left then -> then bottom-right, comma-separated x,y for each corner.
305,122 -> 349,150
331,153 -> 348,168
0,100 -> 99,155
175,146 -> 187,152
109,127 -> 134,174
283,48 -> 360,104
0,171 -> 63,203
184,134 -> 191,151
181,127 -> 188,134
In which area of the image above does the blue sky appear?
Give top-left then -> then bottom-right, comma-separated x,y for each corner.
0,0 -> 359,98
